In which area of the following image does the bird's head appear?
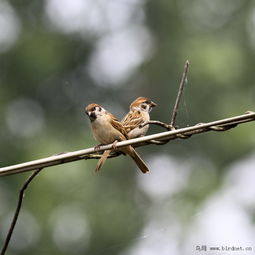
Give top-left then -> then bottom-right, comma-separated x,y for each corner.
130,97 -> 157,113
85,103 -> 105,121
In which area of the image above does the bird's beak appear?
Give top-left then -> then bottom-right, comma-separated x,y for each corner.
87,111 -> 96,121
150,101 -> 157,107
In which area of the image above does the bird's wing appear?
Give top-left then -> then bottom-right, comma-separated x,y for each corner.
108,112 -> 128,139
122,111 -> 144,132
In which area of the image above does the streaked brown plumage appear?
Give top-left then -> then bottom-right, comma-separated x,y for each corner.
122,97 -> 157,138
85,103 -> 149,173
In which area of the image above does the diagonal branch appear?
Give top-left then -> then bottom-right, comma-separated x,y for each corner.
170,60 -> 190,126
0,111 -> 254,177
0,168 -> 43,255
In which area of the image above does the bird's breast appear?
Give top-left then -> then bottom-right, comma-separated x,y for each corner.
91,118 -> 124,144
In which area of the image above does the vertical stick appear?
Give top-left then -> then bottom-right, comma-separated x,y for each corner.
170,60 -> 190,126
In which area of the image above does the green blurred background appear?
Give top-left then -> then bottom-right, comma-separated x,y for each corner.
1,0 -> 255,254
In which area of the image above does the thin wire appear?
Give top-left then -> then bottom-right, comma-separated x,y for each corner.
0,111 -> 255,177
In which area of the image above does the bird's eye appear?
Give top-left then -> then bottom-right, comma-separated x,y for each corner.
98,107 -> 102,111
141,104 -> 147,109
92,107 -> 96,111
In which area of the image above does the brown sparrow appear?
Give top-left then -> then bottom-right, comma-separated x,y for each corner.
85,103 -> 149,173
122,97 -> 157,138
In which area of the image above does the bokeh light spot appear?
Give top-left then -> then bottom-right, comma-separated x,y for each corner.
50,204 -> 90,253
0,1 -> 21,52
137,155 -> 190,199
88,26 -> 153,86
5,98 -> 45,138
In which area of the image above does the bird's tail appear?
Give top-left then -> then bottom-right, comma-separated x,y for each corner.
125,146 -> 149,173
95,150 -> 112,172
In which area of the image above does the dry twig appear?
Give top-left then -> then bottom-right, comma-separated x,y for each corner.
141,60 -> 190,145
0,169 -> 42,255
170,60 -> 189,126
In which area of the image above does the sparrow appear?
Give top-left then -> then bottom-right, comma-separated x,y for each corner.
94,97 -> 156,171
122,97 -> 157,138
85,103 -> 149,173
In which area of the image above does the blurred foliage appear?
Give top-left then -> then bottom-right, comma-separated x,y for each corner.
1,0 -> 255,254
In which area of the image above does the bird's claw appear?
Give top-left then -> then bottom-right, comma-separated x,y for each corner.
111,140 -> 118,150
94,144 -> 103,151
